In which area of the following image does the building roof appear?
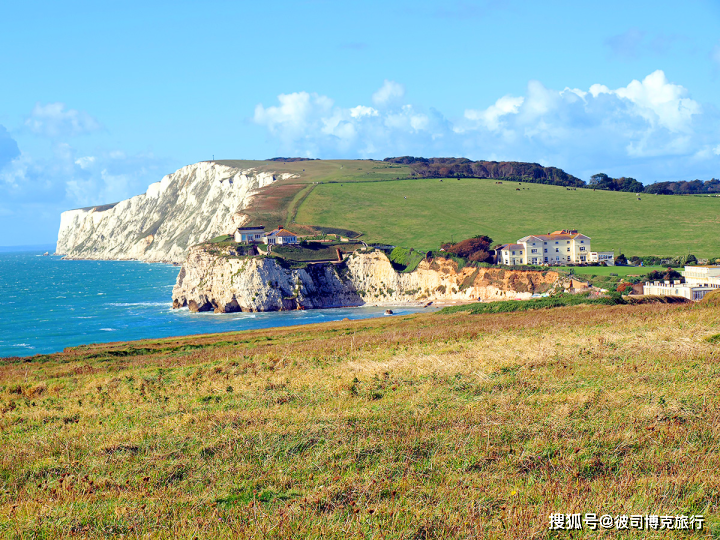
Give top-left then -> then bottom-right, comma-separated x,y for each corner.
518,232 -> 590,242
237,226 -> 265,231
265,227 -> 297,238
499,243 -> 524,251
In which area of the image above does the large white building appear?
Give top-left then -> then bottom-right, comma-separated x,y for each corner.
498,229 -> 613,266
643,265 -> 720,301
682,266 -> 720,287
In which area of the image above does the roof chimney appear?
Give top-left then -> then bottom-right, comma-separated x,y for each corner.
278,226 -> 283,229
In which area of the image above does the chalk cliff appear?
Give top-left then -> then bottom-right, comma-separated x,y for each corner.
172,247 -> 560,312
56,162 -> 295,263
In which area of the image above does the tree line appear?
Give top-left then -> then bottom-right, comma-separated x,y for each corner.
384,156 -> 719,195
383,157 -> 585,187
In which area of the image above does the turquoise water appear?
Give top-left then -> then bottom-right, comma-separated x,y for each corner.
0,252 -> 430,358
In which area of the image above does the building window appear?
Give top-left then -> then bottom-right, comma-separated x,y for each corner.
512,251 -> 515,255
555,248 -> 559,253
580,247 -> 586,251
531,249 -> 537,253
580,240 -> 584,243
567,248 -> 570,252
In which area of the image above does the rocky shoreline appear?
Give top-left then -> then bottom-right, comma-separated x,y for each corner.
172,247 -> 561,313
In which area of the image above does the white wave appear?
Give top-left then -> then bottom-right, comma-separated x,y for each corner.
100,328 -> 115,331
13,343 -> 31,347
106,302 -> 170,307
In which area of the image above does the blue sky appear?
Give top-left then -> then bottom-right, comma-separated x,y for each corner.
1,0 -> 719,245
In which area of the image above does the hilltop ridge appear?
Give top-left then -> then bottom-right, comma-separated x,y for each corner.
55,158 -> 720,263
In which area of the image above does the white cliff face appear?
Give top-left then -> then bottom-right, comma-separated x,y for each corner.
172,247 -> 560,312
56,162 -> 295,263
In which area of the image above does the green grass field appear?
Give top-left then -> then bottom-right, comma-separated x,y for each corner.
3,300 -> 720,538
214,160 -> 414,230
213,159 -> 413,185
293,177 -> 720,258
557,265 -> 668,277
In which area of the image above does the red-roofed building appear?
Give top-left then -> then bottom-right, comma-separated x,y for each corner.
262,226 -> 298,245
498,229 -> 611,265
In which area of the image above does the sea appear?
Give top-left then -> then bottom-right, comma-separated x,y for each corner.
0,250 -> 431,358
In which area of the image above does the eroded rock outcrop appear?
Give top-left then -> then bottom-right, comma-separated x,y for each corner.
56,162 -> 296,263
172,247 -> 561,312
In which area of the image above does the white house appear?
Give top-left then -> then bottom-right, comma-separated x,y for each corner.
234,226 -> 265,243
262,227 -> 298,245
498,229 -> 593,265
589,251 -> 615,265
498,243 -> 526,265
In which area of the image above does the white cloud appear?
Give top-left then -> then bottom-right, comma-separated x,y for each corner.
253,92 -> 334,148
74,156 -> 96,169
371,80 -> 405,107
464,95 -> 524,131
253,71 -> 720,182
1,144 -> 165,207
350,106 -> 378,118
25,102 -> 101,138
459,70 -> 709,161
253,82 -> 447,158
614,70 -> 700,132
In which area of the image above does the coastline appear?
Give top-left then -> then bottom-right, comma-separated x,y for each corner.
57,253 -> 180,265
1,304 -> 438,360
0,249 -> 552,359
0,249 -> 437,359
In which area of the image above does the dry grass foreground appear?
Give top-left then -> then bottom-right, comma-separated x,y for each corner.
2,301 -> 720,539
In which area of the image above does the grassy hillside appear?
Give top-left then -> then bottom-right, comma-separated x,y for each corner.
2,301 -> 720,538
293,177 -> 720,257
212,159 -> 412,185
211,160 -> 413,230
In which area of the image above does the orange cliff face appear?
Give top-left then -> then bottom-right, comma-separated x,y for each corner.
171,247 -> 562,313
